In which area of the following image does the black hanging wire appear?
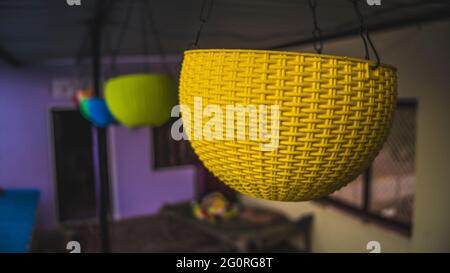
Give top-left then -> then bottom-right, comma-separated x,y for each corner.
191,0 -> 216,48
308,0 -> 323,54
140,0 -> 150,71
75,29 -> 93,90
103,29 -> 115,80
142,0 -> 172,74
350,0 -> 380,68
107,0 -> 135,76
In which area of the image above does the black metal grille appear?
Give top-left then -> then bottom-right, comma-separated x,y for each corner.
323,100 -> 417,234
370,101 -> 416,225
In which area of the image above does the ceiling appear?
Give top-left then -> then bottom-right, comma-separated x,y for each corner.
0,0 -> 449,66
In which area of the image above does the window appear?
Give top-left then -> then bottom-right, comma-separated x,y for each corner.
152,118 -> 237,201
318,100 -> 417,236
152,117 -> 198,169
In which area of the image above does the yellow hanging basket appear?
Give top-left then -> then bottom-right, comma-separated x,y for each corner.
105,73 -> 177,127
179,49 -> 397,201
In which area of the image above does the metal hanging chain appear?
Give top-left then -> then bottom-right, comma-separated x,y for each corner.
191,0 -> 216,48
308,0 -> 323,54
352,0 -> 369,60
108,0 -> 135,75
351,0 -> 380,68
175,0 -> 215,75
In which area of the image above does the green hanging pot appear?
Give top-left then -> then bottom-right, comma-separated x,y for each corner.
104,73 -> 177,127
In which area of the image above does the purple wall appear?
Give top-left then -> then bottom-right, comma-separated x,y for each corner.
0,65 -> 56,228
109,127 -> 195,219
0,62 -> 195,229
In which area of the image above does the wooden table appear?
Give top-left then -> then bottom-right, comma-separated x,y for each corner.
159,202 -> 313,252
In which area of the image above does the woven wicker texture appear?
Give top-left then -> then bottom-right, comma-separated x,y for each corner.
105,73 -> 177,127
179,49 -> 397,201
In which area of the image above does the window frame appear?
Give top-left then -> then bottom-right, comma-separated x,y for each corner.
315,99 -> 417,237
151,117 -> 198,170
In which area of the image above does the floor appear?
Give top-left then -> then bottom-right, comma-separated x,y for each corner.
31,214 -> 301,253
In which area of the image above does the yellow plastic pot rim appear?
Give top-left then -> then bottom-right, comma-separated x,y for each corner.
106,73 -> 172,83
184,49 -> 396,71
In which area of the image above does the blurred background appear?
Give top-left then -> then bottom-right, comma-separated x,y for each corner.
0,0 -> 449,253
